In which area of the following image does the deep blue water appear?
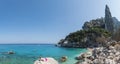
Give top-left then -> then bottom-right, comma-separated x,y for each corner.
0,44 -> 86,64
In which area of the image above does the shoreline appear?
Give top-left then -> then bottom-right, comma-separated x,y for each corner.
75,42 -> 120,64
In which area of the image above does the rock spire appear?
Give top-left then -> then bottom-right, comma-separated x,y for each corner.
105,5 -> 114,33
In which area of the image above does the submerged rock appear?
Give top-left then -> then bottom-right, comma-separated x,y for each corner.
60,56 -> 67,62
7,51 -> 15,54
1,50 -> 15,55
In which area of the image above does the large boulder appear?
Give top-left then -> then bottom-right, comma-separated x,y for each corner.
34,57 -> 58,64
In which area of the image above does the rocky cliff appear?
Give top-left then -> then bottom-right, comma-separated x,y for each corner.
105,5 -> 114,34
57,5 -> 120,48
82,5 -> 120,34
82,18 -> 105,30
112,17 -> 120,32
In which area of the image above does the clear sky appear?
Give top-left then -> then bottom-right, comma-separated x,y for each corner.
0,0 -> 119,44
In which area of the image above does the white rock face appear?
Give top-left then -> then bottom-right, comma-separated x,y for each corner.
34,57 -> 58,64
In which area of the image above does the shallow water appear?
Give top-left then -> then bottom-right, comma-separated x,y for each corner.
0,44 -> 86,64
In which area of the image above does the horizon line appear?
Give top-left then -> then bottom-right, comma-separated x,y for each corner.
0,43 -> 56,45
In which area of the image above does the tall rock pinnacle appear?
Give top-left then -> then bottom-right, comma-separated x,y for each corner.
105,5 -> 114,33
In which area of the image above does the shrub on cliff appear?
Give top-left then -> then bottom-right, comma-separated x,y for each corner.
58,27 -> 111,48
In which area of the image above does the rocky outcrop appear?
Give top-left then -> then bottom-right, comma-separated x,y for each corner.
112,17 -> 120,32
58,27 -> 111,48
105,5 -> 114,34
82,18 -> 105,30
7,50 -> 15,54
83,5 -> 120,34
76,41 -> 120,64
82,17 -> 120,34
57,5 -> 120,48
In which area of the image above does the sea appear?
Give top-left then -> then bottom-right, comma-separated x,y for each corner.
0,44 -> 87,64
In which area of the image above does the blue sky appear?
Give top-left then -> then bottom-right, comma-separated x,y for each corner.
0,0 -> 119,44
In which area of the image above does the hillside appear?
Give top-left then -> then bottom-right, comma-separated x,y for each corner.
57,5 -> 120,48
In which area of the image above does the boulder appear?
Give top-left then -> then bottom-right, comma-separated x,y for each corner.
34,57 -> 58,64
60,56 -> 67,62
7,51 -> 15,54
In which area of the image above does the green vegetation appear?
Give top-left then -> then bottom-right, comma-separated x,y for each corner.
57,5 -> 120,48
88,27 -> 111,37
58,27 -> 111,48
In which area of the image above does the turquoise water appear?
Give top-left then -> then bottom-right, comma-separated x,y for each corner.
0,44 -> 86,64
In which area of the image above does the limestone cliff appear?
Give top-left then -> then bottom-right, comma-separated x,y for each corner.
57,5 -> 120,48
82,5 -> 120,34
105,5 -> 114,33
